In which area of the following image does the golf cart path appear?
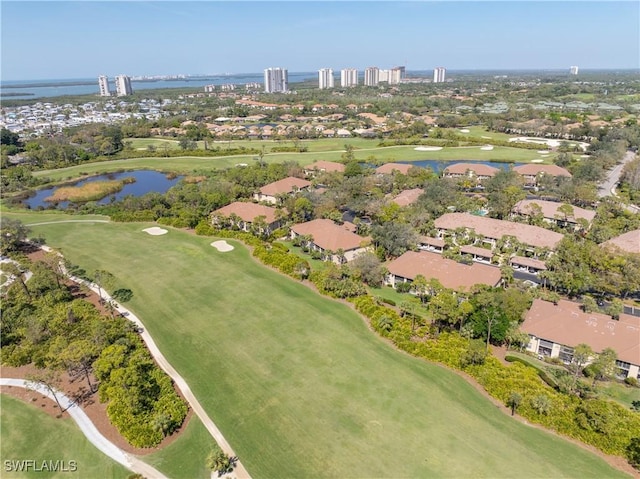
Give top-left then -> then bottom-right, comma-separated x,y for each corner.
40,244 -> 251,479
0,378 -> 167,479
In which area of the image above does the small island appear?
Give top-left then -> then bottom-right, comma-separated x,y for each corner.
45,177 -> 135,203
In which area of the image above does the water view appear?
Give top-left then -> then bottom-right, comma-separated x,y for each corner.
24,170 -> 183,209
399,159 -> 525,172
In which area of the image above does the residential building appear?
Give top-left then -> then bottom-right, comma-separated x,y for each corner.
115,75 -> 133,96
98,75 -> 111,97
388,67 -> 403,85
253,176 -> 312,204
601,229 -> 640,254
433,67 -> 446,83
290,219 -> 371,263
513,164 -> 572,188
391,188 -> 423,207
318,68 -> 334,89
522,299 -> 640,379
570,66 -> 579,75
304,160 -> 345,177
340,68 -> 358,87
264,67 -> 289,93
512,199 -> 596,230
211,202 -> 281,234
417,236 -> 446,254
375,162 -> 414,175
364,67 -> 379,87
386,250 -> 501,292
509,256 -> 547,275
443,163 -> 500,187
393,66 -> 406,79
434,212 -> 564,251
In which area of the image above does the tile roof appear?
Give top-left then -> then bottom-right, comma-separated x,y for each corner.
513,199 -> 596,224
387,251 -> 501,291
291,219 -> 368,252
514,164 -> 572,177
601,229 -> 640,254
460,245 -> 493,257
375,163 -> 414,175
392,188 -> 423,206
509,256 -> 547,270
418,236 -> 446,248
305,161 -> 346,173
259,177 -> 312,196
522,299 -> 640,365
213,202 -> 278,224
443,163 -> 500,177
434,213 -> 564,250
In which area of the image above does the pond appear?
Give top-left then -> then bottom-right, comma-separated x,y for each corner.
398,159 -> 526,172
24,170 -> 184,209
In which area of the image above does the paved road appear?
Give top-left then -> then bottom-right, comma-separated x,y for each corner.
41,245 -> 252,479
597,150 -> 640,213
0,378 -> 168,479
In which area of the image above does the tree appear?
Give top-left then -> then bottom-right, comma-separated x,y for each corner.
627,437 -> 640,470
581,296 -> 598,313
206,448 -> 234,476
3,262 -> 31,299
371,222 -> 417,259
429,289 -> 459,330
530,394 -> 552,415
26,370 -> 65,413
0,218 -> 30,255
507,392 -> 522,416
58,339 -> 100,392
572,343 -> 594,390
93,269 -> 115,303
112,288 -> 133,303
587,347 -> 617,387
350,252 -> 384,287
606,298 -> 624,319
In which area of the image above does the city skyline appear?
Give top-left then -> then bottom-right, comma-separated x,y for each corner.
1,1 -> 639,81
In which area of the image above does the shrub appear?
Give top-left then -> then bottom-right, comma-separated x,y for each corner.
625,377 -> 639,387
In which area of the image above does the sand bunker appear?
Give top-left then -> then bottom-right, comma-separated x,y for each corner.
480,146 -> 494,151
414,146 -> 443,151
142,227 -> 168,236
537,150 -> 549,154
531,159 -> 544,163
459,129 -> 470,133
481,136 -> 492,139
211,240 -> 234,252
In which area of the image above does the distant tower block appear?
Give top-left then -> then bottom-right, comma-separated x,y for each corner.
98,75 -> 111,96
115,75 -> 133,96
318,68 -> 334,89
570,66 -> 579,75
433,67 -> 446,83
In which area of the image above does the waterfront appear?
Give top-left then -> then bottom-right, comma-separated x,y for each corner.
0,73 -> 317,100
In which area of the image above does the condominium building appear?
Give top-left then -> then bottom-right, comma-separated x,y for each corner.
318,68 -> 334,89
389,67 -> 403,85
98,75 -> 111,97
115,75 -> 133,96
570,65 -> 579,75
393,66 -> 406,79
433,67 -> 446,83
364,67 -> 379,87
264,67 -> 289,93
340,68 -> 358,87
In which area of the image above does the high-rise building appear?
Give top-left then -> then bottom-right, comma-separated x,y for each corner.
115,75 -> 133,96
318,68 -> 334,89
570,65 -> 579,75
433,67 -> 446,83
340,68 -> 358,87
389,67 -> 403,85
98,75 -> 111,97
264,67 -> 289,93
364,67 -> 379,87
393,66 -> 406,80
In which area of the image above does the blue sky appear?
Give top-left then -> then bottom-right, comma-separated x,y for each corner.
1,1 -> 638,80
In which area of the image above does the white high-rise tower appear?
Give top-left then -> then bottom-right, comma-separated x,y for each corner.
318,68 -> 334,89
433,67 -> 446,83
570,66 -> 579,75
340,68 -> 358,87
264,67 -> 289,93
115,75 -> 133,96
98,75 -> 111,96
364,67 -> 379,86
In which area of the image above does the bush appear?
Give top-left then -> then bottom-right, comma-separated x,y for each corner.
625,377 -> 639,387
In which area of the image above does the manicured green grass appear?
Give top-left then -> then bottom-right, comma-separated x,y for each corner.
19,219 -> 631,479
127,138 -> 180,150
144,415 -> 213,479
597,381 -> 640,409
33,145 -> 551,182
0,394 -> 130,479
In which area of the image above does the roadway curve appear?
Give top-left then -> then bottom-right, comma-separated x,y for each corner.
597,149 -> 640,213
0,378 -> 167,479
40,245 -> 252,479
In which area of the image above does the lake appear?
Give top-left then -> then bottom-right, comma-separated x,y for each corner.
398,159 -> 525,172
24,170 -> 183,209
